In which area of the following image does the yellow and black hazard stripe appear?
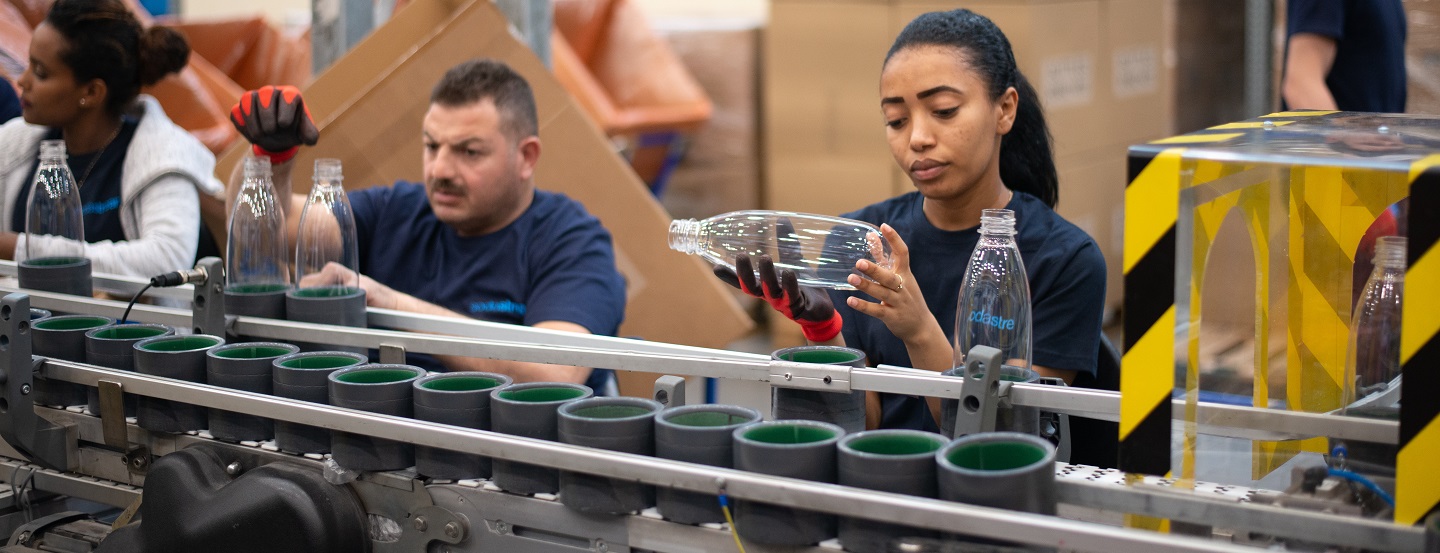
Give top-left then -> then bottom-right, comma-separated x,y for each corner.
1397,155 -> 1440,525
1119,147 -> 1183,476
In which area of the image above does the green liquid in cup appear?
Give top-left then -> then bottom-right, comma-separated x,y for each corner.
279,355 -> 362,369
215,346 -> 294,359
226,283 -> 290,294
421,376 -> 502,391
35,317 -> 112,331
781,349 -> 864,365
947,441 -> 1047,471
139,336 -> 221,352
293,286 -> 361,298
744,424 -> 836,444
667,411 -> 753,427
335,369 -> 418,384
92,326 -> 168,340
499,387 -> 587,403
847,434 -> 944,456
25,256 -> 86,267
572,405 -> 653,419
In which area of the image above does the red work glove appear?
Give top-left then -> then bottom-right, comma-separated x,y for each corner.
715,253 -> 843,343
229,85 -> 319,164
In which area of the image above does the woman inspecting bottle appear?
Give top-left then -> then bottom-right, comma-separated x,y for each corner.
0,0 -> 222,277
720,9 -> 1113,463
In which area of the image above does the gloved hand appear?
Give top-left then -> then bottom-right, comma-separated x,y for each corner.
716,253 -> 843,343
229,85 -> 319,164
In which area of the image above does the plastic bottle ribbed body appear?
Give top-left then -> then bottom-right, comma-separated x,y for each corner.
294,159 -> 360,293
227,156 -> 290,293
953,209 -> 1032,370
667,210 -> 892,290
24,140 -> 85,262
1345,235 -> 1405,406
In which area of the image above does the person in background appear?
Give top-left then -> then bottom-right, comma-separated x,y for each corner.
0,0 -> 221,277
227,59 -> 626,391
719,9 -> 1116,467
1282,0 -> 1406,112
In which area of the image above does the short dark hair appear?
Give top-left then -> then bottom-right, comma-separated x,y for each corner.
886,10 -> 1059,208
430,58 -> 539,140
46,0 -> 190,115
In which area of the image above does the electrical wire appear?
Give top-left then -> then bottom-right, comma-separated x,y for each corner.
718,493 -> 747,553
118,282 -> 153,324
9,464 -> 36,522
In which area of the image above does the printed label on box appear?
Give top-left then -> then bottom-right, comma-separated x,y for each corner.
1113,46 -> 1159,98
1041,53 -> 1094,109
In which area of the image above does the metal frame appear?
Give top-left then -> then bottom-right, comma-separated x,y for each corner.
0,280 -> 1399,445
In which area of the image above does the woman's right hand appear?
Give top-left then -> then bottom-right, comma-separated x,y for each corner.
714,253 -> 844,343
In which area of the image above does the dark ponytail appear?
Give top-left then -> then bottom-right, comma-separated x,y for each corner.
885,9 -> 1059,208
45,0 -> 190,115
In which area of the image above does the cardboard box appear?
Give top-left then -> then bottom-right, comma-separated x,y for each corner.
216,0 -> 755,396
1097,0 -> 1176,145
1406,0 -> 1440,114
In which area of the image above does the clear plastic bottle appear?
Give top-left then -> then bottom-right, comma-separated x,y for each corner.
294,159 -> 360,296
24,140 -> 86,263
1344,235 -> 1405,407
953,209 -> 1032,370
668,210 -> 892,290
226,156 -> 290,294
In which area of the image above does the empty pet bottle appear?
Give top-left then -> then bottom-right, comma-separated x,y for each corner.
953,209 -> 1032,370
1345,235 -> 1405,407
18,139 -> 91,296
227,156 -> 290,295
668,210 -> 892,290
294,158 -> 360,295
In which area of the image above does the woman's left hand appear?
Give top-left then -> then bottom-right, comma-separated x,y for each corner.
844,224 -> 938,343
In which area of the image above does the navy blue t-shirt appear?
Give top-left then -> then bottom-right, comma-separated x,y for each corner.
350,182 -> 626,386
829,191 -> 1107,432
1286,0 -> 1406,112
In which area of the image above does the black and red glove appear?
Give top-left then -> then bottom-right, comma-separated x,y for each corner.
716,253 -> 843,343
229,85 -> 319,164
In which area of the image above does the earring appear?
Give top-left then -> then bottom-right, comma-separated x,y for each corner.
79,99 -> 86,106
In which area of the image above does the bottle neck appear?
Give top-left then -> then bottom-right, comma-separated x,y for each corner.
668,219 -> 701,254
1372,236 -> 1406,270
978,209 -> 1016,237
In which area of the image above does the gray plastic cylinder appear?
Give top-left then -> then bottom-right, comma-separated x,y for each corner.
206,342 -> 299,442
271,351 -> 367,453
32,314 -> 114,407
134,334 -> 225,433
225,285 -> 288,341
837,430 -> 946,552
85,323 -> 174,416
936,432 -> 1056,516
413,372 -> 512,480
557,397 -> 663,514
328,364 -> 425,471
653,404 -> 761,524
29,308 -> 51,322
940,366 -> 1040,438
490,382 -> 594,495
286,287 -> 366,353
18,257 -> 92,297
771,346 -> 866,433
732,419 -> 845,546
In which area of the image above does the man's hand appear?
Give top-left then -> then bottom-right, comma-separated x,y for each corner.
230,85 -> 319,160
298,262 -> 401,309
716,253 -> 842,343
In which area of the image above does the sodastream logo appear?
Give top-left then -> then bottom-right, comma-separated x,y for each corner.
968,308 -> 1016,330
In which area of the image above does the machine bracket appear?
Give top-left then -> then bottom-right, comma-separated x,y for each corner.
0,293 -> 75,471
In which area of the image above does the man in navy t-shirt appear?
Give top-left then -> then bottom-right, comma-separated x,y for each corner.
1282,0 -> 1406,112
228,60 -> 625,389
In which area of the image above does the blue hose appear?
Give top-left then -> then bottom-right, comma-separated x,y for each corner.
1328,467 -> 1396,507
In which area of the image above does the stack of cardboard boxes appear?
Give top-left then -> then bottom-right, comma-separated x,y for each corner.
764,0 -> 1176,346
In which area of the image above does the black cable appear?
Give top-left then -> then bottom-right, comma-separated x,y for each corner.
118,282 -> 153,325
